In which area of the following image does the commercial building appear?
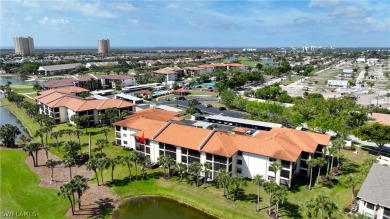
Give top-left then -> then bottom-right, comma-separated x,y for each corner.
98,39 -> 110,54
113,109 -> 331,188
13,36 -> 34,56
38,63 -> 82,76
35,89 -> 134,125
357,164 -> 390,219
327,80 -> 349,88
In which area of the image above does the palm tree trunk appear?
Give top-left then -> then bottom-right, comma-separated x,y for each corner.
51,167 -> 54,184
111,166 -> 114,181
134,163 -> 138,180
35,150 -> 38,166
95,171 -> 100,186
330,156 -> 334,174
256,185 -> 260,211
69,166 -> 72,180
67,196 -> 74,215
78,194 -> 81,209
127,164 -> 132,178
30,153 -> 36,167
276,202 -> 279,218
337,148 -> 341,167
317,167 -> 321,184
56,139 -> 60,152
309,167 -> 313,190
268,193 -> 272,215
100,170 -> 104,185
326,156 -> 330,177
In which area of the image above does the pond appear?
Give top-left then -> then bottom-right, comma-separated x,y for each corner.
0,76 -> 31,139
112,196 -> 219,219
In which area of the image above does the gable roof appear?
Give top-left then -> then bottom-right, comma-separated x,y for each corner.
154,123 -> 212,150
357,164 -> 390,208
113,117 -> 167,132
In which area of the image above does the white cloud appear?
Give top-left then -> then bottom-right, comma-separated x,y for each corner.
329,4 -> 369,19
128,19 -> 139,26
309,0 -> 339,8
39,17 -> 70,25
116,2 -> 137,12
293,17 -> 316,25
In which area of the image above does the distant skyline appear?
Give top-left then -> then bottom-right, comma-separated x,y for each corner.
1,0 -> 390,48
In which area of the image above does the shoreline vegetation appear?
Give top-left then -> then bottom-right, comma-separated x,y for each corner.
0,96 -> 375,219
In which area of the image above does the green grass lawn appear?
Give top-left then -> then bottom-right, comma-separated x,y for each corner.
0,149 -> 69,219
10,84 -> 35,94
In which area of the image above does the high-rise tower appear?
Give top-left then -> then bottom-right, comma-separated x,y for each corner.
98,39 -> 110,54
13,36 -> 34,56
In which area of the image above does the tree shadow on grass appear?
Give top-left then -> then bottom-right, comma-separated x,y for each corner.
240,192 -> 259,203
278,201 -> 303,219
107,177 -> 132,187
149,171 -> 164,179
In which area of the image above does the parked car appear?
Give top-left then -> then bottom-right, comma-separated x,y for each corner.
176,97 -> 186,100
204,104 -> 212,108
219,107 -> 226,111
196,85 -> 202,88
165,98 -> 172,101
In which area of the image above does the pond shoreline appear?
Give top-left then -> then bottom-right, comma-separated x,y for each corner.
0,98 -> 33,138
112,195 -> 220,219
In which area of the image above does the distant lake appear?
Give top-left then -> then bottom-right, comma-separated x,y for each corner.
112,196 -> 218,219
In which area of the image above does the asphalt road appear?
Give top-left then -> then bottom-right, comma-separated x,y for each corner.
156,99 -> 247,118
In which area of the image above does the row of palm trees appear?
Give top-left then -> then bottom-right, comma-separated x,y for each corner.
301,194 -> 340,218
57,174 -> 89,215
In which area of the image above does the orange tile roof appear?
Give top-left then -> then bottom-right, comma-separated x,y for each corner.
371,113 -> 390,126
254,128 -> 330,153
154,123 -> 211,150
153,68 -> 177,75
113,117 -> 167,131
36,92 -> 134,112
227,63 -> 246,67
124,108 -> 181,122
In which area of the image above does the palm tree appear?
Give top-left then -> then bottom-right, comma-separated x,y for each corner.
51,131 -> 62,152
323,197 -> 340,219
263,180 -> 278,215
341,173 -> 361,203
166,156 -> 175,178
269,162 -> 282,185
253,174 -> 265,212
34,128 -> 45,145
100,127 -> 111,142
46,159 -> 56,184
203,162 -> 212,188
273,186 -> 288,218
18,134 -> 30,148
70,114 -> 81,128
71,174 -> 89,210
63,129 -> 73,140
332,138 -> 344,167
315,157 -> 327,185
326,146 -> 337,176
107,156 -> 122,181
86,157 -> 100,186
98,157 -> 109,185
73,130 -> 84,154
58,183 -> 75,215
188,99 -> 200,109
98,113 -> 107,125
79,115 -> 90,133
0,124 -> 21,148
231,176 -> 247,201
23,143 -> 37,167
129,151 -> 140,180
306,159 -> 317,190
64,140 -> 79,160
138,154 -> 149,179
121,155 -> 133,179
175,162 -> 186,182
158,155 -> 169,178
63,157 -> 75,180
188,162 -> 202,187
96,139 -> 109,156
42,144 -> 50,160
216,170 -> 230,199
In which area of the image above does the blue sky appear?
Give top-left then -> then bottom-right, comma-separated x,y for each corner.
1,0 -> 389,48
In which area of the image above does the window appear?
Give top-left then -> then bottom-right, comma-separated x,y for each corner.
281,170 -> 290,178
206,153 -> 212,161
116,126 -> 121,131
146,147 -> 150,154
159,150 -> 164,156
237,159 -> 242,165
366,203 -> 375,210
182,148 -> 187,154
116,140 -> 121,145
181,156 -> 187,163
116,133 -> 121,138
269,158 -> 276,162
165,144 -> 176,152
159,142 -> 164,149
123,141 -> 128,145
237,168 -> 242,174
123,134 -> 127,137
122,127 -> 127,131
237,151 -> 242,156
188,149 -> 200,157
214,155 -> 226,164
